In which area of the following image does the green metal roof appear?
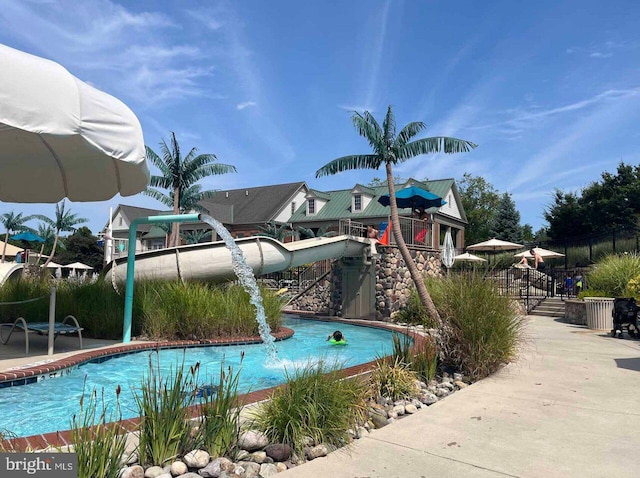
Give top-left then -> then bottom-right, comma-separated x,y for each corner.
289,178 -> 456,223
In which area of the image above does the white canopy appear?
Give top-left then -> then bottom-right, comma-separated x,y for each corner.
41,261 -> 63,268
0,43 -> 150,202
514,247 -> 565,259
467,238 -> 524,252
64,262 -> 93,270
454,252 -> 487,262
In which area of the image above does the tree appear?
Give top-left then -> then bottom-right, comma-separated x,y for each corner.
296,226 -> 337,239
521,224 -> 534,243
33,201 -> 88,267
457,173 -> 500,244
489,193 -> 523,243
35,222 -> 57,265
181,229 -> 212,244
255,222 -> 294,242
0,212 -> 35,263
543,190 -> 589,239
144,132 -> 237,247
316,106 -> 476,327
56,227 -> 104,271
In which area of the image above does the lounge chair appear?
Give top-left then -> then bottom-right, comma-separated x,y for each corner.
0,315 -> 83,354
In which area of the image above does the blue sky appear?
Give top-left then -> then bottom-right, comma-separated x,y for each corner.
1,0 -> 639,235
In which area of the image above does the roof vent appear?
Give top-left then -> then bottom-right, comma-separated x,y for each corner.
245,190 -> 249,196
225,192 -> 229,198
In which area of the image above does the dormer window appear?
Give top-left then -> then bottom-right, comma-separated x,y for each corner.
353,194 -> 362,212
308,198 -> 315,215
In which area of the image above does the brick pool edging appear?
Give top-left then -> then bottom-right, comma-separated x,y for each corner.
2,317 -> 429,452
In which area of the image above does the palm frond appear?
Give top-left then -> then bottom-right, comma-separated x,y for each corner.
145,146 -> 171,177
399,137 -> 478,160
393,121 -> 426,151
143,188 -> 173,208
315,154 -> 381,177
382,106 -> 396,147
352,112 -> 384,152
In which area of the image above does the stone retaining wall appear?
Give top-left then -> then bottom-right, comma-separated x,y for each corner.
288,246 -> 441,320
564,299 -> 587,326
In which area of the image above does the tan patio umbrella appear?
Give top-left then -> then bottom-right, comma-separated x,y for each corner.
41,261 -> 63,268
466,238 -> 524,252
0,43 -> 150,202
454,252 -> 487,262
514,247 -> 565,259
64,262 -> 93,270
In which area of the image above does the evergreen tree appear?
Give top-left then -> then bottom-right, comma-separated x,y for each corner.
489,193 -> 523,243
457,173 -> 500,244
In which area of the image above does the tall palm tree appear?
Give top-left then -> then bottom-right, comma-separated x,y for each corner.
0,212 -> 35,263
144,132 -> 237,247
255,222 -> 294,242
35,222 -> 57,265
182,229 -> 212,245
33,201 -> 88,267
316,106 -> 477,327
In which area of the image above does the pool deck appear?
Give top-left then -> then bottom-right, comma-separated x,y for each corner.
282,315 -> 640,478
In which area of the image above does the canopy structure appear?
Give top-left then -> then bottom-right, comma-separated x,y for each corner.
454,252 -> 487,262
0,242 -> 24,256
41,261 -> 63,269
514,247 -> 565,259
64,262 -> 93,270
466,238 -> 524,252
0,43 -> 150,203
10,231 -> 45,243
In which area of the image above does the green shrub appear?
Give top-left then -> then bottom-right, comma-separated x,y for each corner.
134,356 -> 199,466
390,333 -> 438,383
394,293 -> 435,328
251,361 -> 367,457
70,384 -> 129,478
426,273 -> 525,381
586,253 -> 640,297
369,357 -> 419,401
197,355 -> 244,458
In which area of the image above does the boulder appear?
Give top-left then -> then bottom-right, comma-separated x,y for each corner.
238,430 -> 269,451
183,450 -> 210,469
264,443 -> 292,462
305,444 -> 328,460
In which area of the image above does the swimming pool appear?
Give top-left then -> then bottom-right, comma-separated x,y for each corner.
0,317 -> 398,438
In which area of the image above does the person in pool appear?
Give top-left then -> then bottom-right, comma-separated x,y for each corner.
326,330 -> 346,342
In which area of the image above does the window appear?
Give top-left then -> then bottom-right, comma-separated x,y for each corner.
118,217 -> 123,226
291,202 -> 296,215
308,198 -> 315,215
353,194 -> 362,212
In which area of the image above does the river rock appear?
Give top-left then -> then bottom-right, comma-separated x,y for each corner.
454,380 -> 468,389
264,443 -> 292,462
238,430 -> 269,451
235,450 -> 250,462
169,461 -> 187,476
144,466 -> 165,478
392,404 -> 406,416
276,463 -> 288,473
305,444 -> 328,460
121,465 -> 144,478
370,411 -> 389,429
183,450 -> 210,469
435,388 -> 449,397
259,463 -> 278,478
405,404 -> 418,414
238,461 -> 260,477
248,451 -> 267,463
198,460 -> 221,478
420,393 -> 438,405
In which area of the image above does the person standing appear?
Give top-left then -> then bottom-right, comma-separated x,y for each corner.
366,224 -> 379,240
531,249 -> 545,271
575,270 -> 583,294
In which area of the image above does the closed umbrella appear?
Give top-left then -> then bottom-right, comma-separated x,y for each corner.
442,229 -> 455,269
0,43 -> 150,202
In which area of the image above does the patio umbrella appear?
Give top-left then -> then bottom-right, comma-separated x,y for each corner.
10,231 -> 45,243
0,43 -> 150,202
41,261 -> 63,268
378,186 -> 446,211
514,247 -> 565,259
441,229 -> 455,269
64,262 -> 93,270
466,238 -> 524,252
454,252 -> 487,262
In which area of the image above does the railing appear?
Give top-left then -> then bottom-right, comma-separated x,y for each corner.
338,217 -> 436,250
339,219 -> 367,237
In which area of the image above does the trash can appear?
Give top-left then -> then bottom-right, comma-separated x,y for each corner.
584,297 -> 615,330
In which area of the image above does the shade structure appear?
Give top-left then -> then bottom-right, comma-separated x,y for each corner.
0,242 -> 24,256
41,261 -> 63,268
466,238 -> 524,252
442,229 -> 455,268
64,261 -> 93,270
514,247 -> 564,259
454,252 -> 487,262
0,43 -> 150,203
378,186 -> 446,210
10,231 -> 45,243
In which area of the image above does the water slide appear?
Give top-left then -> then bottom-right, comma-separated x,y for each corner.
0,262 -> 23,285
105,235 -> 376,283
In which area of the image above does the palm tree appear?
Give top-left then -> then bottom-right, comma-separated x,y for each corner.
182,229 -> 212,245
35,222 -> 57,265
316,106 -> 477,327
296,226 -> 337,239
144,132 -> 237,247
255,222 -> 294,242
33,201 -> 88,267
0,212 -> 35,263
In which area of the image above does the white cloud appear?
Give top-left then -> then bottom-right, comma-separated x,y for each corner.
338,104 -> 375,112
186,9 -> 223,30
590,52 -> 612,58
236,101 -> 256,110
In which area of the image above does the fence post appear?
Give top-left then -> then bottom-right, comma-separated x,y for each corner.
612,230 -> 616,253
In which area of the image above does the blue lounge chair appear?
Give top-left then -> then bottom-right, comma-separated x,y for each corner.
0,315 -> 83,354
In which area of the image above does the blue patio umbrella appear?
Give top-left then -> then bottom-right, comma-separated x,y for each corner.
10,231 -> 45,243
378,186 -> 446,211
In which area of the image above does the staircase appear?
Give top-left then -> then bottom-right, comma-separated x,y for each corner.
530,297 -> 566,318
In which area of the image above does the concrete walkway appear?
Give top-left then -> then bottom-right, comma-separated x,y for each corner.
282,316 -> 640,478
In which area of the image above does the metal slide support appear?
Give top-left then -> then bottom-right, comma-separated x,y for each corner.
122,213 -> 201,343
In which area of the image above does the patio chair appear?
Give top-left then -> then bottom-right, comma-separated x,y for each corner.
0,315 -> 83,354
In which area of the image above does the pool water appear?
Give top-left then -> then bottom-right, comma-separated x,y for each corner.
0,317 -> 397,438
